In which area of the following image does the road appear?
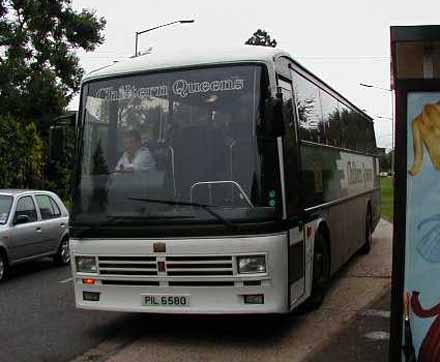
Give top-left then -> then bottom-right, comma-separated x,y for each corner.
0,259 -> 136,362
0,220 -> 392,362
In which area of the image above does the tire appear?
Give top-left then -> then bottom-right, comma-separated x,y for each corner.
304,231 -> 331,310
360,209 -> 372,255
0,251 -> 9,282
54,238 -> 70,266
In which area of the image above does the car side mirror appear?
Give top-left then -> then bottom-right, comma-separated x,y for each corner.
263,93 -> 285,137
49,126 -> 66,162
49,112 -> 76,162
14,214 -> 30,225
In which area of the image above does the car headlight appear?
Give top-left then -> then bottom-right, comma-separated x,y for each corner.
76,256 -> 97,273
237,255 -> 266,274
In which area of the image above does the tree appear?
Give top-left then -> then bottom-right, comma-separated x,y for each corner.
0,0 -> 106,136
245,29 -> 277,47
379,150 -> 393,173
0,116 -> 44,188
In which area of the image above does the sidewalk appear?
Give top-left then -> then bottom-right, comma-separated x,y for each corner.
307,288 -> 391,362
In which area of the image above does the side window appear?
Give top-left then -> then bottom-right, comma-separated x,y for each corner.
36,195 -> 55,220
36,195 -> 62,219
278,76 -> 301,214
291,71 -> 324,144
278,78 -> 295,128
356,113 -> 370,152
49,197 -> 62,217
319,90 -> 339,147
343,108 -> 361,151
14,196 -> 38,223
367,122 -> 377,153
337,102 -> 351,149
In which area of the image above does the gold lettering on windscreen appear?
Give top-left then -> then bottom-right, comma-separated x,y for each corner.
95,78 -> 245,101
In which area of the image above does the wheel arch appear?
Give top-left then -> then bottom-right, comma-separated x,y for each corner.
0,245 -> 9,265
366,200 -> 372,222
316,220 -> 332,274
58,232 -> 69,247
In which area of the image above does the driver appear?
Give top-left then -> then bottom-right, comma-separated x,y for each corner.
115,130 -> 156,172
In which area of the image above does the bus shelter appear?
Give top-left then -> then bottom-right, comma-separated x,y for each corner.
390,25 -> 440,362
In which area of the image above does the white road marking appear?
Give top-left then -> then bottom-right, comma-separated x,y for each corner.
360,309 -> 391,318
364,331 -> 390,341
59,277 -> 73,284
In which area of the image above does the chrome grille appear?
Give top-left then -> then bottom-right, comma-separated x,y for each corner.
98,256 -> 157,276
166,256 -> 233,276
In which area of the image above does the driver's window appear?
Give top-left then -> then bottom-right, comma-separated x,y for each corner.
14,196 -> 38,223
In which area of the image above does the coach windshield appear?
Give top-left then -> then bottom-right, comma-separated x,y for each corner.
72,65 -> 282,233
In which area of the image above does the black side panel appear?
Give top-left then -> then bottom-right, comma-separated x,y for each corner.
289,240 -> 305,283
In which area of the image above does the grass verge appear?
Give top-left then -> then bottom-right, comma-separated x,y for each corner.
380,176 -> 393,222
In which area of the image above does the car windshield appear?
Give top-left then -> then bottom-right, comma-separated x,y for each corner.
0,195 -> 13,224
72,65 -> 282,229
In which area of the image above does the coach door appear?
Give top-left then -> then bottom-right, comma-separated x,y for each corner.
278,75 -> 306,305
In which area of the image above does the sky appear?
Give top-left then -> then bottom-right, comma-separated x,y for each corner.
71,0 -> 440,149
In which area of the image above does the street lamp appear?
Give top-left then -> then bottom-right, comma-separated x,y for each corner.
359,83 -> 392,92
134,19 -> 195,57
376,115 -> 393,120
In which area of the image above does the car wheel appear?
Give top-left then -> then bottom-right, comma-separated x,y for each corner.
304,231 -> 331,310
0,252 -> 8,282
54,238 -> 70,266
360,209 -> 372,255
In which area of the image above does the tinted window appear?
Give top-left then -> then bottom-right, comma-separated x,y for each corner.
344,107 -> 361,150
291,72 -> 324,143
15,196 -> 38,223
36,195 -> 61,220
73,65 -> 282,229
0,196 -> 13,224
278,77 -> 301,214
337,102 -> 351,149
320,90 -> 339,146
367,123 -> 377,153
49,198 -> 62,217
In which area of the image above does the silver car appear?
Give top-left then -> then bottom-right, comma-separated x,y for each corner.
0,189 -> 70,281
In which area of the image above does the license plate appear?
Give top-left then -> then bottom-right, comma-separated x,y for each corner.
143,294 -> 190,307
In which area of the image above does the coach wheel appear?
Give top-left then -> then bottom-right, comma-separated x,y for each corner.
305,231 -> 331,310
360,209 -> 372,255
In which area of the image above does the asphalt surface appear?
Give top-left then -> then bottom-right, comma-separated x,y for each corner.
0,258 -> 137,362
308,288 -> 391,362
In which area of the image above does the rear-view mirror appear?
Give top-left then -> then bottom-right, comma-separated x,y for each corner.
14,215 -> 30,225
49,112 -> 76,162
49,126 -> 66,162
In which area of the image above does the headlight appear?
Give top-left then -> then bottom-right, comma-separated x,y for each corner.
237,255 -> 266,274
76,256 -> 97,273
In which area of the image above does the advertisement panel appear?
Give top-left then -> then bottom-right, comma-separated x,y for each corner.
404,93 -> 440,361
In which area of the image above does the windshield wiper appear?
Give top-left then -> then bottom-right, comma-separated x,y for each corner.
75,214 -> 195,237
75,215 -> 126,238
128,197 -> 238,229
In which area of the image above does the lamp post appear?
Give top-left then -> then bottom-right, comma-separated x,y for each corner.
134,19 -> 194,57
360,82 -> 395,174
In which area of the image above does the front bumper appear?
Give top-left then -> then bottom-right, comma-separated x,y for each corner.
71,233 -> 289,314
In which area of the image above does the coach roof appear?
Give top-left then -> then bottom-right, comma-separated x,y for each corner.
83,45 -> 288,82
